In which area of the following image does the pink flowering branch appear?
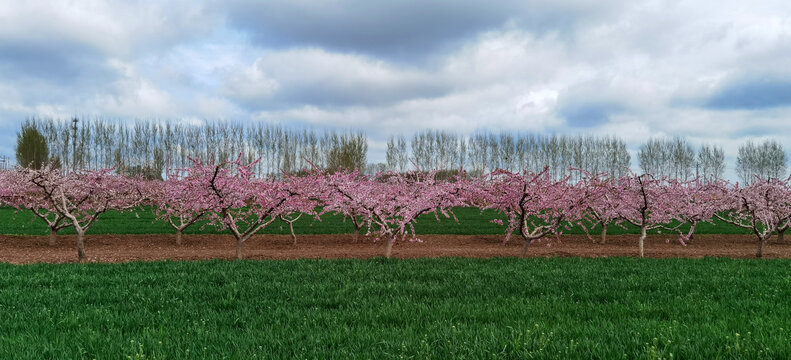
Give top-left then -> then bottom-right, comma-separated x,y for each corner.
470,167 -> 603,255
321,169 -> 464,258
148,169 -> 214,245
663,178 -> 729,244
715,176 -> 791,258
610,173 -> 685,257
9,166 -> 143,261
189,154 -> 314,259
578,174 -> 623,244
0,168 -> 73,245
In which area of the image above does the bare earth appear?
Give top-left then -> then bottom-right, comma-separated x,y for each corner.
1,233 -> 790,264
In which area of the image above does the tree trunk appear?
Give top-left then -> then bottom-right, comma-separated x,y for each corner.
236,239 -> 244,260
687,223 -> 696,243
778,228 -> 786,244
76,229 -> 86,262
288,221 -> 297,246
48,229 -> 57,246
757,237 -> 766,258
581,222 -> 595,243
521,238 -> 530,256
350,217 -> 362,243
385,237 -> 395,258
175,229 -> 183,246
600,222 -> 608,245
639,226 -> 646,258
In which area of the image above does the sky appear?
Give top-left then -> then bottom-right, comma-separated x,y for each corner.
1,0 -> 790,178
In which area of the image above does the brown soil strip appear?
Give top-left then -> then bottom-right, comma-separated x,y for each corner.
1,233 -> 790,264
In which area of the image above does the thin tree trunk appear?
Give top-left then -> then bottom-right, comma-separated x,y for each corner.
76,229 -> 86,262
236,239 -> 244,260
581,221 -> 595,243
639,226 -> 646,258
350,217 -> 362,242
48,229 -> 57,246
757,237 -> 766,258
289,221 -> 297,245
687,225 -> 695,244
600,222 -> 608,245
385,237 -> 395,258
777,228 -> 786,244
522,238 -> 530,256
175,229 -> 183,246
687,224 -> 696,243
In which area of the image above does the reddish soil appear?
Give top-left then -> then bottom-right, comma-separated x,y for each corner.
1,233 -> 790,264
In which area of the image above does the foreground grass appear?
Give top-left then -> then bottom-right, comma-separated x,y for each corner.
0,257 -> 788,359
0,206 -> 752,236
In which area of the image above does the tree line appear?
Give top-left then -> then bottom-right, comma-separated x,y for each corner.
393,131 -> 784,184
15,118 -> 367,178
13,117 -> 789,183
389,130 -> 631,180
636,137 -> 786,185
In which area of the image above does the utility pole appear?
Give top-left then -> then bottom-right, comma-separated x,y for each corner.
72,117 -> 78,172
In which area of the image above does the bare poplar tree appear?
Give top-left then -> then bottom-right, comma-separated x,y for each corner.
638,137 -> 694,179
638,138 -> 665,177
396,136 -> 407,172
736,140 -> 787,184
386,136 -> 399,171
468,132 -> 488,175
697,144 -> 725,183
386,134 -> 409,172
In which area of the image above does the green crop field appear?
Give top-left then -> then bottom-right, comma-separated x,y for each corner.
0,206 -> 752,236
0,257 -> 788,359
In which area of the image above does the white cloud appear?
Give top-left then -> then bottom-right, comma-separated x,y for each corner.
90,60 -> 176,118
194,96 -> 240,120
223,47 -> 447,107
223,59 -> 281,102
1,0 -> 791,180
0,1 -> 216,57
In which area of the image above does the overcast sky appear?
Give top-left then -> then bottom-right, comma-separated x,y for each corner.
1,0 -> 790,178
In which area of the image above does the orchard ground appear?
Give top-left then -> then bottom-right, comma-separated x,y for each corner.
0,205 -> 779,263
1,233 -> 789,263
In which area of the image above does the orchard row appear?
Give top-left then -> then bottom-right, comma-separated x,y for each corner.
1,157 -> 789,261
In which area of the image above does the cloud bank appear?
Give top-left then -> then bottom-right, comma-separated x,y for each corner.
1,0 -> 790,178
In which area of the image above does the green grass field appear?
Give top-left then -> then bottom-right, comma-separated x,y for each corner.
0,257 -> 788,359
0,206 -> 752,236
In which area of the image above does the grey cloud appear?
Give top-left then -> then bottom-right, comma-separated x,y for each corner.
222,50 -> 453,109
0,40 -> 122,106
0,40 -> 111,83
555,81 -> 630,128
705,77 -> 791,110
221,0 -> 620,60
271,81 -> 448,109
227,74 -> 450,110
559,101 -> 623,128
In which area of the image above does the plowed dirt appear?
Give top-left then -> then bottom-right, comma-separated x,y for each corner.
1,233 -> 789,264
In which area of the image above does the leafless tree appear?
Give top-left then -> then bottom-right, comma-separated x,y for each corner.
737,140 -> 787,185
638,137 -> 695,179
697,144 -> 725,183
